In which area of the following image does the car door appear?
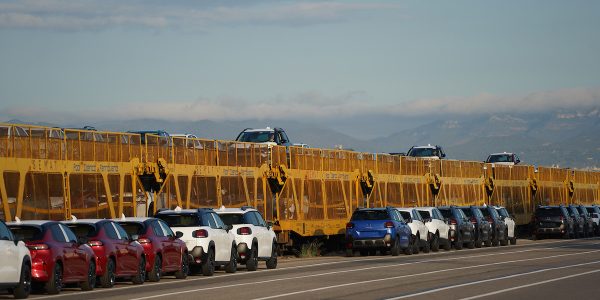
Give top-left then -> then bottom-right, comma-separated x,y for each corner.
207,213 -> 228,261
0,222 -> 20,283
113,222 -> 138,274
50,224 -> 75,279
252,211 -> 271,257
157,219 -> 178,268
103,222 -> 127,274
432,209 -> 449,240
411,210 -> 428,241
60,224 -> 88,279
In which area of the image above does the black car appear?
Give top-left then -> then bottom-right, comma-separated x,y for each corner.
459,206 -> 491,248
479,205 -> 508,246
437,206 -> 475,250
574,205 -> 594,237
532,205 -> 574,239
567,205 -> 586,238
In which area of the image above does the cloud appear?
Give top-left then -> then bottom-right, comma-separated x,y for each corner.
0,0 -> 400,31
2,87 -> 600,124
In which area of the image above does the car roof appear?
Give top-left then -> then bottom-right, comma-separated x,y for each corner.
415,206 -> 436,210
395,208 -> 415,212
215,207 -> 257,214
63,219 -> 109,224
7,220 -> 56,226
411,145 -> 438,149
489,152 -> 514,156
114,217 -> 153,222
242,127 -> 276,133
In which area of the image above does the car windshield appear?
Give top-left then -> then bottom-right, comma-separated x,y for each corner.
8,225 -> 44,242
156,214 -> 201,227
418,210 -> 431,219
408,148 -> 436,157
536,207 -> 562,217
351,210 -> 389,221
487,155 -> 511,163
219,214 -> 245,225
118,222 -> 145,236
236,131 -> 274,143
66,224 -> 97,238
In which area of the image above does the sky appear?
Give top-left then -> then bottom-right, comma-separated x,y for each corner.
1,0 -> 600,126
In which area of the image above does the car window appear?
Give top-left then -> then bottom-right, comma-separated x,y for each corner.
398,211 -> 412,221
158,220 -> 175,237
473,209 -> 484,218
461,208 -> 473,218
50,224 -> 67,242
60,224 -> 78,243
412,210 -> 423,221
0,222 -> 14,241
212,213 -> 226,229
350,210 -> 389,221
66,224 -> 97,238
151,220 -> 166,237
457,209 -> 468,219
253,212 -> 267,227
206,213 -> 218,229
433,209 -> 442,220
244,212 -> 260,226
490,209 -> 500,219
498,208 -> 510,218
417,210 -> 431,220
220,213 -> 245,225
103,222 -> 119,239
119,222 -> 145,236
156,214 -> 202,227
113,223 -> 130,240
8,225 -> 43,242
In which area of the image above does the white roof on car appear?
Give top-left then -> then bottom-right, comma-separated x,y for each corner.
489,152 -> 513,156
62,219 -> 108,224
243,127 -> 274,132
412,145 -> 437,149
7,220 -> 56,226
215,206 -> 257,214
114,217 -> 153,222
395,207 -> 416,212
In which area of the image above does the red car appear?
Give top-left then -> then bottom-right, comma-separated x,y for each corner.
63,219 -> 146,288
7,220 -> 96,295
116,217 -> 189,281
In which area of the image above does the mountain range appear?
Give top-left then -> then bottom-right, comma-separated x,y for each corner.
6,108 -> 600,169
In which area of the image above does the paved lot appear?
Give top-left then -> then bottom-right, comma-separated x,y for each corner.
4,238 -> 600,300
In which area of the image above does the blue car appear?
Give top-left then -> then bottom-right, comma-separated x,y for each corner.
345,207 -> 412,256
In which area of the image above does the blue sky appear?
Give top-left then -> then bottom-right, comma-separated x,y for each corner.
1,0 -> 599,124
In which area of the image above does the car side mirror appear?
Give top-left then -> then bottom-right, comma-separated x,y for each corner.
175,231 -> 184,239
267,221 -> 273,229
224,225 -> 233,232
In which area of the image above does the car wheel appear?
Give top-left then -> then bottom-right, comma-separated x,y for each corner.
442,238 -> 451,251
266,242 -> 278,269
467,231 -> 475,249
100,258 -> 116,288
390,237 -> 401,256
474,232 -> 482,248
81,261 -> 96,291
510,236 -> 517,245
491,232 -> 499,247
246,246 -> 258,271
454,232 -> 463,250
224,245 -> 237,273
484,235 -> 492,247
45,262 -> 63,294
132,256 -> 146,284
430,233 -> 440,252
421,236 -> 430,254
148,255 -> 162,282
412,235 -> 420,255
174,253 -> 189,279
13,260 -> 31,299
201,248 -> 215,276
500,231 -> 509,246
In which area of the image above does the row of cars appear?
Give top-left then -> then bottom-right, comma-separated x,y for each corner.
345,205 -> 517,256
0,206 -> 277,298
531,204 -> 600,239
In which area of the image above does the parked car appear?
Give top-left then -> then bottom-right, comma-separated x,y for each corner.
479,205 -> 508,246
531,205 -> 574,239
485,152 -> 520,165
345,207 -> 412,256
154,207 -> 237,276
235,127 -> 292,147
575,205 -> 595,237
567,205 -> 586,238
7,220 -> 96,294
415,207 -> 451,251
494,206 -> 517,245
215,206 -> 278,271
395,208 -> 430,254
0,220 -> 31,299
459,206 -> 491,248
63,219 -> 146,288
406,144 -> 446,159
115,217 -> 189,281
585,205 -> 600,235
128,130 -> 171,146
436,206 -> 475,250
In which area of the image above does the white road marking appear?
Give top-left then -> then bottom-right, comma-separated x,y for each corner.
386,260 -> 600,300
459,268 -> 600,300
129,246 -> 600,300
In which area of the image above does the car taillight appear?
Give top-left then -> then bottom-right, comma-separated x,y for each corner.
88,240 -> 103,247
27,243 -> 49,250
470,217 -> 477,224
346,222 -> 354,229
192,229 -> 208,238
449,218 -> 457,225
237,227 -> 252,235
384,221 -> 394,228
486,216 -> 494,223
137,238 -> 151,244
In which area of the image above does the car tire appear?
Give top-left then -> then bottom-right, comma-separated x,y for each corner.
442,238 -> 451,251
421,237 -> 430,254
412,235 -> 420,255
201,248 -> 215,276
430,233 -> 439,252
132,256 -> 146,284
474,233 -> 482,248
45,262 -> 62,295
467,231 -> 475,249
246,245 -> 259,271
174,253 -> 189,279
100,258 -> 116,288
81,261 -> 96,291
224,245 -> 237,273
13,260 -> 31,299
500,231 -> 509,246
266,242 -> 278,269
454,233 -> 463,250
148,255 -> 162,282
510,236 -> 517,245
484,236 -> 492,247
390,237 -> 401,256
491,232 -> 499,247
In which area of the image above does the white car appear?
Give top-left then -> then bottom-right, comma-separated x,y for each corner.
415,207 -> 451,251
154,207 -> 237,276
395,208 -> 430,254
485,152 -> 520,166
585,206 -> 600,235
0,220 -> 32,299
494,206 -> 516,245
216,206 -> 278,271
406,145 -> 446,160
